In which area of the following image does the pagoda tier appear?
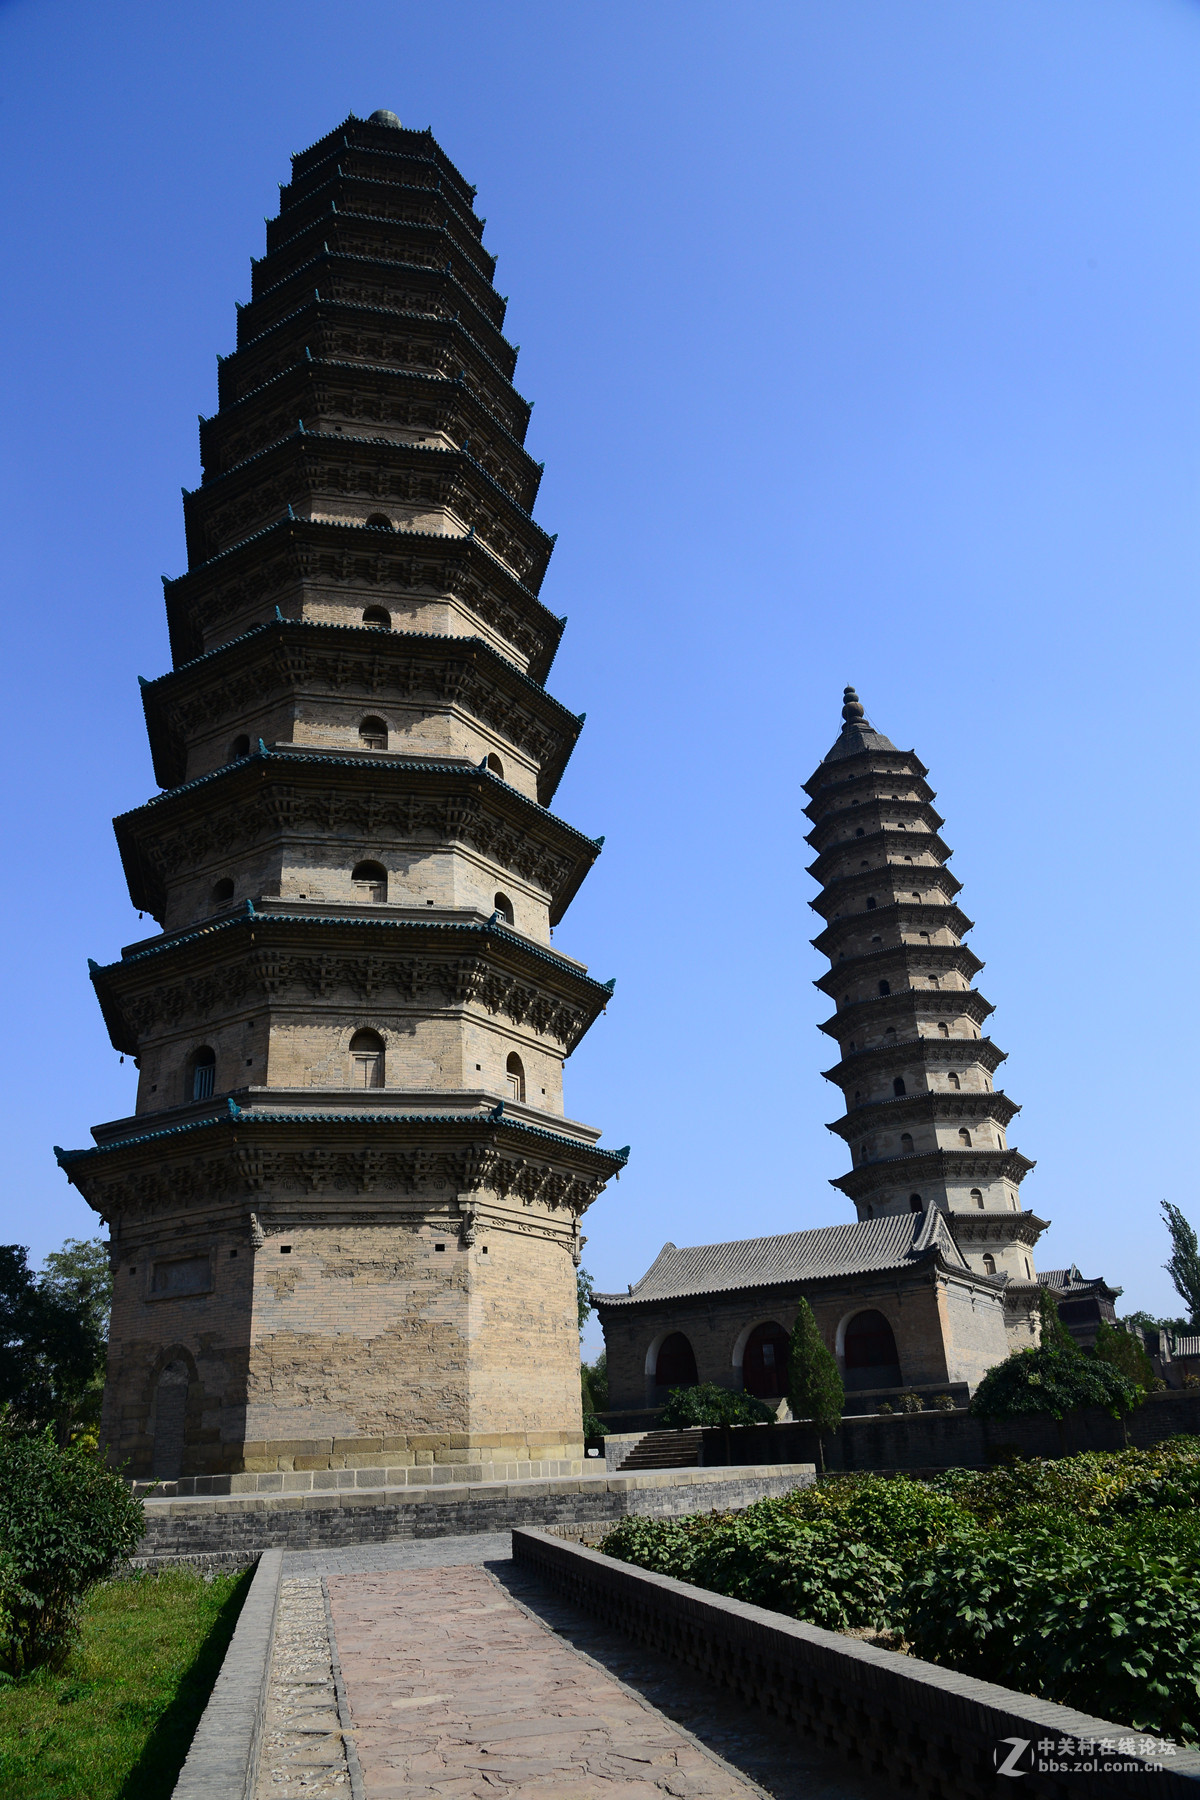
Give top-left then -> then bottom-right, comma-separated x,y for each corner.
58,112 -> 622,1485
140,616 -> 581,801
89,904 -> 613,1110
804,689 -> 1046,1293
200,363 -> 539,501
114,748 -> 599,934
182,431 -> 551,578
164,517 -> 562,673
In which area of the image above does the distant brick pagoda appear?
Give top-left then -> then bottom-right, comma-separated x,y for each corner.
598,690 -> 1050,1413
57,110 -> 625,1487
811,686 -> 1047,1298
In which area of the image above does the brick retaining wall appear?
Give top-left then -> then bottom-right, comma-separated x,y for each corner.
512,1528 -> 1200,1799
701,1386 -> 1200,1472
136,1463 -> 815,1563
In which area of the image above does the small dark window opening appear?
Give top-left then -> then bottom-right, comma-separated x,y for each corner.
359,716 -> 388,750
190,1047 -> 216,1102
486,753 -> 505,778
855,827 -> 864,837
866,896 -> 876,910
279,1245 -> 292,1254
352,860 -> 388,902
983,1254 -> 997,1275
493,892 -> 514,925
362,606 -> 392,628
212,877 -> 235,905
892,1076 -> 906,1096
878,980 -> 891,996
366,512 -> 393,529
506,1053 -> 525,1102
228,734 -> 251,762
909,1194 -> 923,1212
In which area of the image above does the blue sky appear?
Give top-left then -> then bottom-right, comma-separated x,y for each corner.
1,0 -> 1197,1353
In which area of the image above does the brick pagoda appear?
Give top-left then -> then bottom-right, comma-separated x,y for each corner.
806,686 -> 1046,1314
57,110 -> 625,1487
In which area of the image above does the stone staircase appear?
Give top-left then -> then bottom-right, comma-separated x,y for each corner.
614,1429 -> 703,1472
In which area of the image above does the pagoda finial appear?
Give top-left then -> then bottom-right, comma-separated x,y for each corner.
369,109 -> 401,127
841,685 -> 866,726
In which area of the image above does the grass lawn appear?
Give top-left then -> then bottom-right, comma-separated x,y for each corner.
0,1565 -> 251,1800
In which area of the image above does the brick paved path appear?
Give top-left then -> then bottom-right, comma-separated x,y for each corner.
257,1537 -> 894,1799
327,1564 -> 767,1798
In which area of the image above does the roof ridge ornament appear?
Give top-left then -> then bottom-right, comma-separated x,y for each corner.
842,685 -> 867,726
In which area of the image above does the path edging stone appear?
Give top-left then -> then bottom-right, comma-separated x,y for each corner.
170,1548 -> 284,1800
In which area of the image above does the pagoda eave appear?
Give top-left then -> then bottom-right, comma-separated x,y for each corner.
825,1090 -> 1021,1140
831,1147 -> 1036,1200
141,616 -> 582,801
114,749 -> 601,925
821,1035 -> 1007,1084
90,906 -> 612,1057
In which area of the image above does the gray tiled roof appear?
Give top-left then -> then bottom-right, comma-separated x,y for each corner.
596,1209 -> 968,1307
1173,1337 -> 1200,1359
822,720 -> 899,763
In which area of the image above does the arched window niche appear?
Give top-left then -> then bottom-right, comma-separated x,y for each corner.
359,716 -> 388,750
188,1046 -> 216,1103
351,861 -> 387,903
493,892 -> 514,925
505,1053 -> 525,1102
362,606 -> 392,628
349,1029 -> 385,1088
228,734 -> 251,762
839,1308 -> 901,1393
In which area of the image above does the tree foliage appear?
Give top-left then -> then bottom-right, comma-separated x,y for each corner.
0,1243 -> 108,1445
971,1291 -> 1143,1424
0,1422 -> 144,1675
1162,1201 -> 1200,1331
1093,1319 -> 1155,1397
658,1382 -> 774,1429
576,1266 -> 595,1334
786,1296 -> 844,1472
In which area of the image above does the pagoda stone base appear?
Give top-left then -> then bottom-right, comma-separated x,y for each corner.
133,1430 -> 584,1496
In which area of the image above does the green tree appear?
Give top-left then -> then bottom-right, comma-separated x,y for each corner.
0,1246 -> 104,1445
786,1297 -> 844,1474
41,1237 -> 111,1343
582,1349 -> 608,1411
576,1266 -> 595,1334
1093,1319 -> 1155,1398
1161,1202 -> 1200,1330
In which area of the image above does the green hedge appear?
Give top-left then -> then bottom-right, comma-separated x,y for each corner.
601,1437 -> 1200,1741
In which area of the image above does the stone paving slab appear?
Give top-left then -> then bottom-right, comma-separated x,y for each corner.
327,1564 -> 768,1798
284,1533 -> 513,1579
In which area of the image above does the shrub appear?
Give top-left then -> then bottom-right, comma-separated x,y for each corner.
582,1412 -> 609,1438
970,1343 -> 1142,1423
0,1425 -> 144,1675
658,1383 -> 774,1429
901,1514 -> 1200,1742
602,1476 -> 974,1632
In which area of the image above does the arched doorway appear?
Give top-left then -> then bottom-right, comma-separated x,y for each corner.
842,1309 -> 901,1392
653,1332 -> 698,1391
153,1358 -> 190,1478
742,1321 -> 790,1398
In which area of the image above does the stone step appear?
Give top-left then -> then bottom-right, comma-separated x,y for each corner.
615,1429 -> 703,1472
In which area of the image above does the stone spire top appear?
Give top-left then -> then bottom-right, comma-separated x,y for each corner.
822,685 -> 898,764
